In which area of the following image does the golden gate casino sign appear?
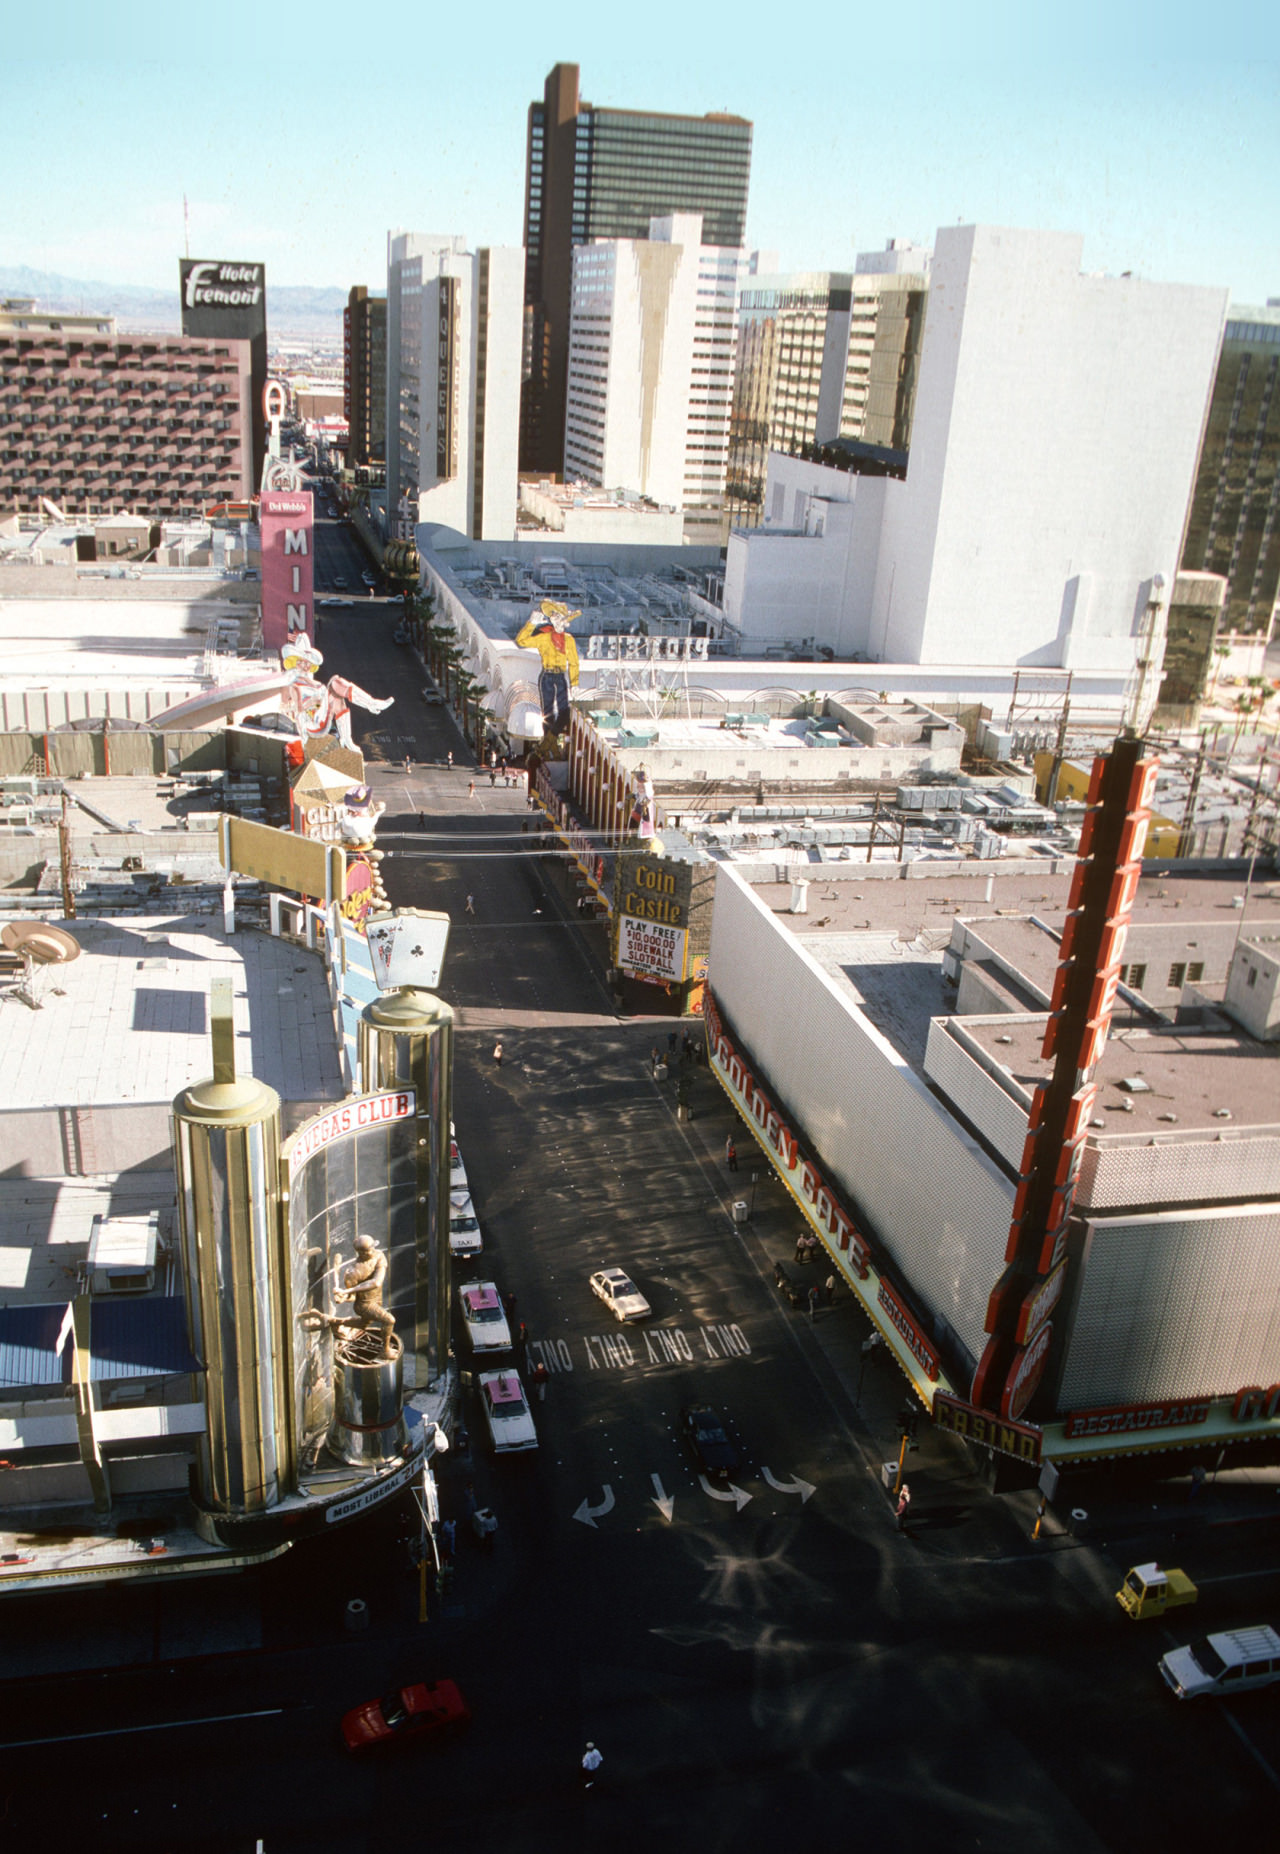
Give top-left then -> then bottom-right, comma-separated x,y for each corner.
973,738 -> 1159,1425
704,990 -> 947,1398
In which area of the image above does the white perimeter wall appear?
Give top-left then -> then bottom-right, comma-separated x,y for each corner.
709,863 -> 1014,1368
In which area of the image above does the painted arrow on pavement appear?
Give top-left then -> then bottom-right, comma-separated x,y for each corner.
762,1467 -> 816,1504
698,1474 -> 752,1511
650,1474 -> 675,1522
573,1485 -> 616,1529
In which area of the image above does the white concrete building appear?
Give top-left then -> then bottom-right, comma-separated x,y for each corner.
385,232 -> 524,542
563,214 -> 741,520
725,226 -> 1229,675
517,479 -> 685,546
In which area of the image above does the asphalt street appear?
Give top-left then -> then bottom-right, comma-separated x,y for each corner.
0,581 -> 1277,1851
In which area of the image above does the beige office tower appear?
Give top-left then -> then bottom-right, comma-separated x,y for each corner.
727,241 -> 930,530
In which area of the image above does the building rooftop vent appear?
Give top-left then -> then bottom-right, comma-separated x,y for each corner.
1117,1076 -> 1152,1093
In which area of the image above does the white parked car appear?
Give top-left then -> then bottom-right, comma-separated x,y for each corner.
450,1141 -> 469,1194
589,1267 -> 652,1324
458,1281 -> 511,1355
449,1192 -> 482,1257
477,1370 -> 537,1454
1159,1625 -> 1280,1699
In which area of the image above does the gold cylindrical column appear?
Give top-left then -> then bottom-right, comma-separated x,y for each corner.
358,989 -> 454,1391
173,1070 -> 289,1524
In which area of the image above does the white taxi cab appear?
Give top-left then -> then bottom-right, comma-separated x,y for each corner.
458,1281 -> 511,1355
449,1192 -> 482,1257
477,1370 -> 537,1455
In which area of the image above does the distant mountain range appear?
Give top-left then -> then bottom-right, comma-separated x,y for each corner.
0,266 -> 348,343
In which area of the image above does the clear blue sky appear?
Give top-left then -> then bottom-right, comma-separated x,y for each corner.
6,1 -> 1278,305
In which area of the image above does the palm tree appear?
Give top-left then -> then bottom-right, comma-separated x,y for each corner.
423,622 -> 452,684
1230,691 -> 1254,753
1208,640 -> 1232,698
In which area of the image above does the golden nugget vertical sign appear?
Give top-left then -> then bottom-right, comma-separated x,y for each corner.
614,851 -> 692,982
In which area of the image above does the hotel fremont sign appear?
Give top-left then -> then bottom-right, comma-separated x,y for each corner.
179,259 -> 267,340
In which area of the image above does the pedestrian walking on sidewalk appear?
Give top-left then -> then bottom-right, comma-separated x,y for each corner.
447,750 -> 453,768
468,780 -> 476,799
465,894 -> 475,914
581,1743 -> 603,1790
489,767 -> 497,786
807,1284 -> 819,1321
493,1040 -> 503,1067
419,810 -> 427,829
895,1482 -> 912,1532
824,1272 -> 837,1307
725,1137 -> 738,1173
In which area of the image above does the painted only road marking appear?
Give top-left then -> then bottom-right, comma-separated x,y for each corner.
699,1474 -> 752,1511
0,1707 -> 288,1750
651,1474 -> 675,1522
573,1485 -> 616,1528
555,1323 -> 754,1372
528,1337 -> 574,1373
762,1467 -> 816,1503
530,1326 -> 752,1374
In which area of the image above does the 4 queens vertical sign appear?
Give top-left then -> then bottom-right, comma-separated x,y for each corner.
973,738 -> 1158,1424
260,491 -> 314,656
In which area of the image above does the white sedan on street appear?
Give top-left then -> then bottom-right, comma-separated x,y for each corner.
450,1141 -> 469,1194
589,1267 -> 652,1323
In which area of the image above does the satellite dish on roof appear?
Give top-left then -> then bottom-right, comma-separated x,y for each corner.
2,922 -> 80,1008
2,923 -> 81,963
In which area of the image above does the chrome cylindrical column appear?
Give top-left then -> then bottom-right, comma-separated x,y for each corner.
173,1071 -> 289,1521
330,1347 -> 409,1468
358,989 -> 453,1392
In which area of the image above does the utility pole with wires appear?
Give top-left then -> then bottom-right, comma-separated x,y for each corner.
59,794 -> 76,920
1175,732 -> 1209,859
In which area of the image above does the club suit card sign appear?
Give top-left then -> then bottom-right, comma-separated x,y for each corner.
365,909 -> 451,991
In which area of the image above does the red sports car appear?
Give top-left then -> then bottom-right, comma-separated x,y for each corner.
341,1678 -> 471,1753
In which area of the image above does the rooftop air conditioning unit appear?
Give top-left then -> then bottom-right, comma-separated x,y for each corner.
88,1212 -> 159,1295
